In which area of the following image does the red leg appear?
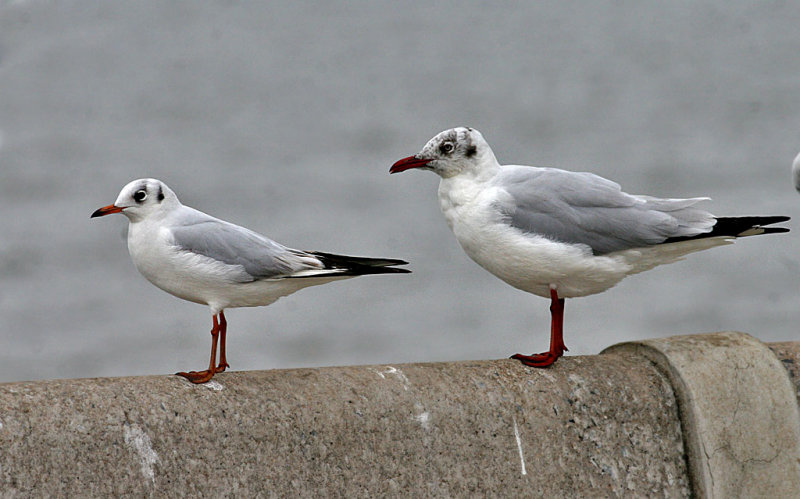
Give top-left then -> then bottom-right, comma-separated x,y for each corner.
176,313 -> 220,383
216,310 -> 230,372
511,288 -> 568,368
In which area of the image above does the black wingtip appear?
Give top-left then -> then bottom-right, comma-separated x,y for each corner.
742,215 -> 790,225
306,251 -> 411,276
755,227 -> 790,235
662,215 -> 790,244
715,215 -> 791,237
309,251 -> 410,267
371,266 -> 412,274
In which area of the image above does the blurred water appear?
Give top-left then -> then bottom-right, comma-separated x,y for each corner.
0,1 -> 798,383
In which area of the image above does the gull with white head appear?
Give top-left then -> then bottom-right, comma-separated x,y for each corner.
391,127 -> 789,367
92,178 -> 410,383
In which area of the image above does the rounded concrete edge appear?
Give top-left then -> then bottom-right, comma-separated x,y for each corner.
602,332 -> 800,499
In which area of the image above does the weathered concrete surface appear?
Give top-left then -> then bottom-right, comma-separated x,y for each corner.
0,355 -> 690,497
604,333 -> 800,499
769,342 -> 800,407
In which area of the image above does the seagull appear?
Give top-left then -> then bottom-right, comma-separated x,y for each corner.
390,127 -> 789,368
92,178 -> 410,383
793,151 -> 800,192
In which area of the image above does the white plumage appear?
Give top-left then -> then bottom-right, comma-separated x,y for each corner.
93,178 -> 409,383
391,127 -> 788,367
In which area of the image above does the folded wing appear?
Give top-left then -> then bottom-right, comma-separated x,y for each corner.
494,166 -> 716,255
169,211 -> 410,282
170,217 -> 324,282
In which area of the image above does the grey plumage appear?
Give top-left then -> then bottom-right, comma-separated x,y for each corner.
168,208 -> 322,282
169,208 -> 410,282
494,166 -> 716,255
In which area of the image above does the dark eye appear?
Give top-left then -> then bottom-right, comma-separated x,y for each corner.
439,142 -> 455,154
133,190 -> 147,203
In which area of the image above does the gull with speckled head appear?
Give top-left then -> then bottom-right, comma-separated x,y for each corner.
92,179 -> 409,383
390,127 -> 789,368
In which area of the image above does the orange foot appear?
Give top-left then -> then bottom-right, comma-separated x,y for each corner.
215,362 -> 230,373
510,351 -> 563,368
176,369 -> 216,384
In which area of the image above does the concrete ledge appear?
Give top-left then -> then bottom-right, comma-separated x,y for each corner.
603,332 -> 800,498
769,341 -> 800,406
2,355 -> 688,496
0,333 -> 797,497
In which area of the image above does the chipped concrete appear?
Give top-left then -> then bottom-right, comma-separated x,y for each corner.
412,401 -> 431,430
372,365 -> 411,390
769,342 -> 800,407
201,380 -> 225,392
605,332 -> 800,499
123,423 -> 159,485
512,415 -> 527,476
0,352 -> 692,497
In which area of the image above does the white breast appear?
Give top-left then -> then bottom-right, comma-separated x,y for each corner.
127,220 -> 212,305
437,176 -> 635,298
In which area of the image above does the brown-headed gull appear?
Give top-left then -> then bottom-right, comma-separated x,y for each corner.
92,178 -> 410,383
390,127 -> 789,368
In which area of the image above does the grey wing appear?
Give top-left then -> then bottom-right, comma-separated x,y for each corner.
170,216 -> 322,282
495,166 -> 716,255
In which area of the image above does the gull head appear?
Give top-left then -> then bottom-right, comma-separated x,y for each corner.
91,178 -> 179,222
390,127 -> 496,179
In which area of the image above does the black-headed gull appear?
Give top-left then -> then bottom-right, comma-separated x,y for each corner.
390,127 -> 789,368
92,178 -> 410,383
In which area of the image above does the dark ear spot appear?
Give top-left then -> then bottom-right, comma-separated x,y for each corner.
465,145 -> 477,158
157,185 -> 165,202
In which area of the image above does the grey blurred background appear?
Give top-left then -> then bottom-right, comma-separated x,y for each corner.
1,1 -> 798,383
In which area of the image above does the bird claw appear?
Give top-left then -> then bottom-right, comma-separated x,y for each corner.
510,352 -> 562,368
215,362 -> 230,373
176,369 -> 215,384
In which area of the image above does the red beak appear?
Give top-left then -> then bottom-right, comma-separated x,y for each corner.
390,155 -> 431,174
91,204 -> 124,218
